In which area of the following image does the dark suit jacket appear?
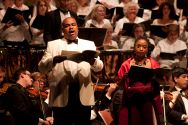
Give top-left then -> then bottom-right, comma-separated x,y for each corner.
43,9 -> 77,43
166,87 -> 187,125
5,84 -> 40,125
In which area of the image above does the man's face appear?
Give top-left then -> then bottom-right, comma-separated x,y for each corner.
23,71 -> 33,87
62,17 -> 78,40
175,74 -> 188,90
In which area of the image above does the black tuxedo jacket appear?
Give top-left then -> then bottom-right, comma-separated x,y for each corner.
43,9 -> 77,43
5,84 -> 40,125
166,87 -> 187,125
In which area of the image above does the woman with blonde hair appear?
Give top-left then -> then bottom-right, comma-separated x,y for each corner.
85,4 -> 111,28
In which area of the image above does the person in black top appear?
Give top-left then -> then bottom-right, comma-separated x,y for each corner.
5,68 -> 50,125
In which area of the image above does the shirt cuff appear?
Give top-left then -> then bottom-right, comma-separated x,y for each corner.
105,94 -> 111,100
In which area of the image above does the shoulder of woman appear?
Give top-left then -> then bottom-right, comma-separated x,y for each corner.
149,57 -> 160,68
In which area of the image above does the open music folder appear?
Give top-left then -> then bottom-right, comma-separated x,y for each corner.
78,27 -> 107,48
128,66 -> 154,83
150,24 -> 180,38
2,7 -> 30,26
31,15 -> 45,30
61,50 -> 100,63
122,20 -> 153,36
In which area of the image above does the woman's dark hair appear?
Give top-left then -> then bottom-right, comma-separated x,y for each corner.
171,67 -> 188,83
158,2 -> 176,20
134,36 -> 154,57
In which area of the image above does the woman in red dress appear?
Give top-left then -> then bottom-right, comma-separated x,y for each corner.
118,36 -> 163,125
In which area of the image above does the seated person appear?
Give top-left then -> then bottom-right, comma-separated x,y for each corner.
121,23 -> 155,50
151,24 -> 187,69
166,67 -> 188,125
85,4 -> 111,28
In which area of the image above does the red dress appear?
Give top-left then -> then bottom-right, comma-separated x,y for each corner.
118,57 -> 163,125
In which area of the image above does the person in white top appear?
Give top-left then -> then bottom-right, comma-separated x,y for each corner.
77,0 -> 95,16
0,0 -> 14,43
38,17 -> 103,125
179,18 -> 188,45
29,0 -> 48,46
152,2 -> 178,25
151,2 -> 178,43
85,4 -> 111,28
0,0 -> 31,43
151,24 -> 187,69
113,2 -> 145,38
122,23 -> 155,50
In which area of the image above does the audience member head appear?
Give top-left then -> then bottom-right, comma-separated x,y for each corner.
171,67 -> 188,90
89,4 -> 106,22
55,0 -> 70,9
133,36 -> 153,59
0,66 -> 6,84
131,23 -> 146,38
13,68 -> 33,88
66,0 -> 79,13
31,72 -> 47,90
124,2 -> 139,22
167,24 -> 179,43
37,0 -> 48,16
77,0 -> 90,7
14,0 -> 24,7
2,0 -> 14,9
62,17 -> 78,41
158,2 -> 176,19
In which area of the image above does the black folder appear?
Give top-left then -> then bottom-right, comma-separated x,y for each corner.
160,52 -> 176,60
78,27 -> 107,48
151,9 -> 159,19
186,18 -> 188,31
150,25 -> 169,38
31,15 -> 45,30
115,7 -> 124,20
122,20 -> 152,36
2,7 -> 30,26
61,50 -> 100,63
128,66 -> 154,83
77,15 -> 86,27
106,8 -> 115,20
176,49 -> 187,56
137,8 -> 144,18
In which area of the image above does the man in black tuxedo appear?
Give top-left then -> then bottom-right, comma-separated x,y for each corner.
43,0 -> 78,43
166,67 -> 188,125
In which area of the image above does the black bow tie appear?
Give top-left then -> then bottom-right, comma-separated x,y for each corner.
59,8 -> 68,14
67,39 -> 78,44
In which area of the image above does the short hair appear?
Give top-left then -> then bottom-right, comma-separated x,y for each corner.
167,24 -> 179,35
131,23 -> 146,37
171,67 -> 188,83
134,36 -> 154,57
13,68 -> 27,81
124,2 -> 139,15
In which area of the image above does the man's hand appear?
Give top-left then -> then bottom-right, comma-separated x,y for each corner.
53,55 -> 67,65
